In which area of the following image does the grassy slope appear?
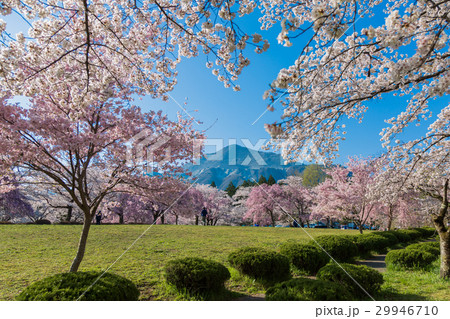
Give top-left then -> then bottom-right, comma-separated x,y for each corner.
0,225 -> 448,300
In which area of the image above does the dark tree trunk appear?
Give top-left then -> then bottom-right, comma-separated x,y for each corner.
66,206 -> 73,222
355,220 -> 364,234
175,215 -> 178,225
69,212 -> 92,272
119,213 -> 124,224
269,211 -> 275,227
160,214 -> 164,224
195,215 -> 199,225
358,225 -> 364,234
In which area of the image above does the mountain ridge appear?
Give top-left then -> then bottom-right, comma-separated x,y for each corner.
185,144 -> 306,189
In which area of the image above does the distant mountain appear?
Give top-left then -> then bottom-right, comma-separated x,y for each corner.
184,144 -> 306,189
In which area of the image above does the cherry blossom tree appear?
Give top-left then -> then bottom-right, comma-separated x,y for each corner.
261,1 -> 449,165
256,1 -> 449,275
0,187 -> 33,222
195,184 -> 231,225
230,185 -> 253,225
371,187 -> 425,230
377,117 -> 450,277
255,1 -> 448,275
313,157 -> 381,234
279,175 -> 314,227
0,87 -> 202,272
245,183 -> 288,226
0,0 -> 269,100
169,187 -> 204,225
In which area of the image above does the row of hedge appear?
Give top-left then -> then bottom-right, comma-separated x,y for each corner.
385,241 -> 440,270
296,227 -> 437,266
16,227 -> 437,300
266,263 -> 384,301
165,246 -> 385,301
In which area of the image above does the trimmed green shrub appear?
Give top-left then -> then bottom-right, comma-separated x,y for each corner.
265,278 -> 353,301
316,263 -> 384,299
412,227 -> 435,238
16,271 -> 139,301
397,229 -> 422,241
355,234 -> 390,255
279,242 -> 330,275
165,257 -> 230,294
390,230 -> 411,243
371,231 -> 399,246
228,247 -> 290,282
405,229 -> 423,240
313,235 -> 358,262
385,249 -> 437,270
405,242 -> 440,256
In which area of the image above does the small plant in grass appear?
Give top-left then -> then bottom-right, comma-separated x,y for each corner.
279,241 -> 329,275
228,247 -> 291,283
406,242 -> 440,256
385,249 -> 437,270
316,263 -> 384,299
265,277 -> 353,301
165,257 -> 230,295
313,235 -> 358,262
16,271 -> 139,301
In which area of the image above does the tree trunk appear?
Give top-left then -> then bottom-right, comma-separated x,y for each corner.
160,214 -> 164,224
69,213 -> 92,272
66,206 -> 73,222
437,231 -> 450,279
175,215 -> 178,225
270,211 -> 275,227
432,179 -> 449,278
119,213 -> 124,224
387,204 -> 393,231
355,220 -> 364,234
195,215 -> 199,225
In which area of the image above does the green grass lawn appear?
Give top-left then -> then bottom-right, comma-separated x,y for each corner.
0,225 -> 448,301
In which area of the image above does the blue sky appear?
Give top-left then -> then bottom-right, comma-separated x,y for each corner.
3,5 -> 449,165
137,9 -> 448,164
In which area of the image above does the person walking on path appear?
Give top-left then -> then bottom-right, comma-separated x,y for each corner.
201,207 -> 208,226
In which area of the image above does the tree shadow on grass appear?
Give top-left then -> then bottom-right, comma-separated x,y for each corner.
167,284 -> 244,301
375,287 -> 428,301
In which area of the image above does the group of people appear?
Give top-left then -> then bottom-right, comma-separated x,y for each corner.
93,207 -> 211,225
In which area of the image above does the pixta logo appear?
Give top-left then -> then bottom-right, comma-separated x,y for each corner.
126,130 -> 171,175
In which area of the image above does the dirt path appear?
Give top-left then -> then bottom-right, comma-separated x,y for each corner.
357,239 -> 437,272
